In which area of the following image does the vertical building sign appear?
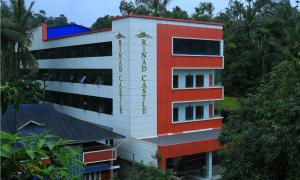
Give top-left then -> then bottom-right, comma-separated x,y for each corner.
116,33 -> 125,113
137,32 -> 151,114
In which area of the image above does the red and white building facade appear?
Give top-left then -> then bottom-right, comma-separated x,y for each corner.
30,15 -> 224,179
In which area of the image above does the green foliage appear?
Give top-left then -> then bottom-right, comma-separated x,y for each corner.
1,0 -> 37,82
132,163 -> 174,180
1,75 -> 43,114
91,15 -> 112,30
1,131 -> 83,179
165,6 -> 189,19
119,0 -> 171,17
192,2 -> 215,21
219,96 -> 240,111
218,0 -> 300,96
219,59 -> 300,179
31,10 -> 70,27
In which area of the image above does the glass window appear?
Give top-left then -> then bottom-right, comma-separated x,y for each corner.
185,106 -> 194,120
196,105 -> 204,119
173,107 -> 179,122
38,69 -> 112,86
31,41 -> 112,59
196,75 -> 204,87
185,75 -> 194,88
173,38 -> 221,56
45,90 -> 113,115
173,75 -> 179,88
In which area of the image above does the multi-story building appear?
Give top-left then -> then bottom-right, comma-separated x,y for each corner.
30,15 -> 224,179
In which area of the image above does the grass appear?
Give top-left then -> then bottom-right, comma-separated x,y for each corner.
218,96 -> 240,111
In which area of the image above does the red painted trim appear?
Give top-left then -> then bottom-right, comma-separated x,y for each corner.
172,88 -> 223,102
44,28 -> 112,41
157,24 -> 224,135
158,138 -> 222,169
112,15 -> 224,26
172,56 -> 223,68
83,149 -> 115,164
42,23 -> 47,41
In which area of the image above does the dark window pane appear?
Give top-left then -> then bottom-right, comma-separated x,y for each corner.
185,106 -> 193,120
196,105 -> 204,119
31,42 -> 112,59
173,107 -> 179,122
185,75 -> 193,88
173,38 -> 220,56
38,69 -> 112,86
45,90 -> 113,115
196,75 -> 204,87
173,75 -> 179,88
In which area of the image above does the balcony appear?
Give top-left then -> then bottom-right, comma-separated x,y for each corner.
172,100 -> 222,124
82,142 -> 116,164
172,69 -> 223,101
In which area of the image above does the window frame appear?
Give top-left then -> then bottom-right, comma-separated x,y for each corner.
172,37 -> 223,57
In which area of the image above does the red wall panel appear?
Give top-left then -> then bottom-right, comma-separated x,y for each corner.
83,149 -> 115,164
157,24 -> 223,135
158,138 -> 222,169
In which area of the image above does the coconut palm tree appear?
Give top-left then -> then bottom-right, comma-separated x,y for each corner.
1,0 -> 37,82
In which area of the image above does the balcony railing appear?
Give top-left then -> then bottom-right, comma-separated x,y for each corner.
83,143 -> 116,164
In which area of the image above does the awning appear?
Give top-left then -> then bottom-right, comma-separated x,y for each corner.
142,128 -> 221,146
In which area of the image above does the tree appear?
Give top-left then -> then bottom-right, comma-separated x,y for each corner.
1,0 -> 37,82
218,0 -> 300,96
137,0 -> 172,16
119,0 -> 172,17
133,163 -> 174,180
166,6 -> 189,19
1,75 -> 43,114
91,15 -> 112,30
192,2 -> 215,21
31,10 -> 69,27
219,59 -> 300,179
1,131 -> 82,179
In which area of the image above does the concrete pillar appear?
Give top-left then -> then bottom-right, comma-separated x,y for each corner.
206,151 -> 213,179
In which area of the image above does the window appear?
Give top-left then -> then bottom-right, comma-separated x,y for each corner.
31,41 -> 112,59
173,75 -> 179,88
38,69 -> 112,86
45,90 -> 113,115
173,107 -> 179,122
185,106 -> 194,120
196,75 -> 204,87
196,105 -> 204,119
185,75 -> 193,88
173,38 -> 221,56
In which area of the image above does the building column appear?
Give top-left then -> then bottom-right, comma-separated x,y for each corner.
206,151 -> 212,179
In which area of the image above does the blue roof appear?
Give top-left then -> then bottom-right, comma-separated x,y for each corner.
1,104 -> 125,143
47,24 -> 91,39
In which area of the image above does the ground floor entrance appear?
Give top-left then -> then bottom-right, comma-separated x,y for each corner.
166,151 -> 221,179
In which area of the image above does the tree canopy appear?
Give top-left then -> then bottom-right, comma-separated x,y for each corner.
219,59 -> 300,179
